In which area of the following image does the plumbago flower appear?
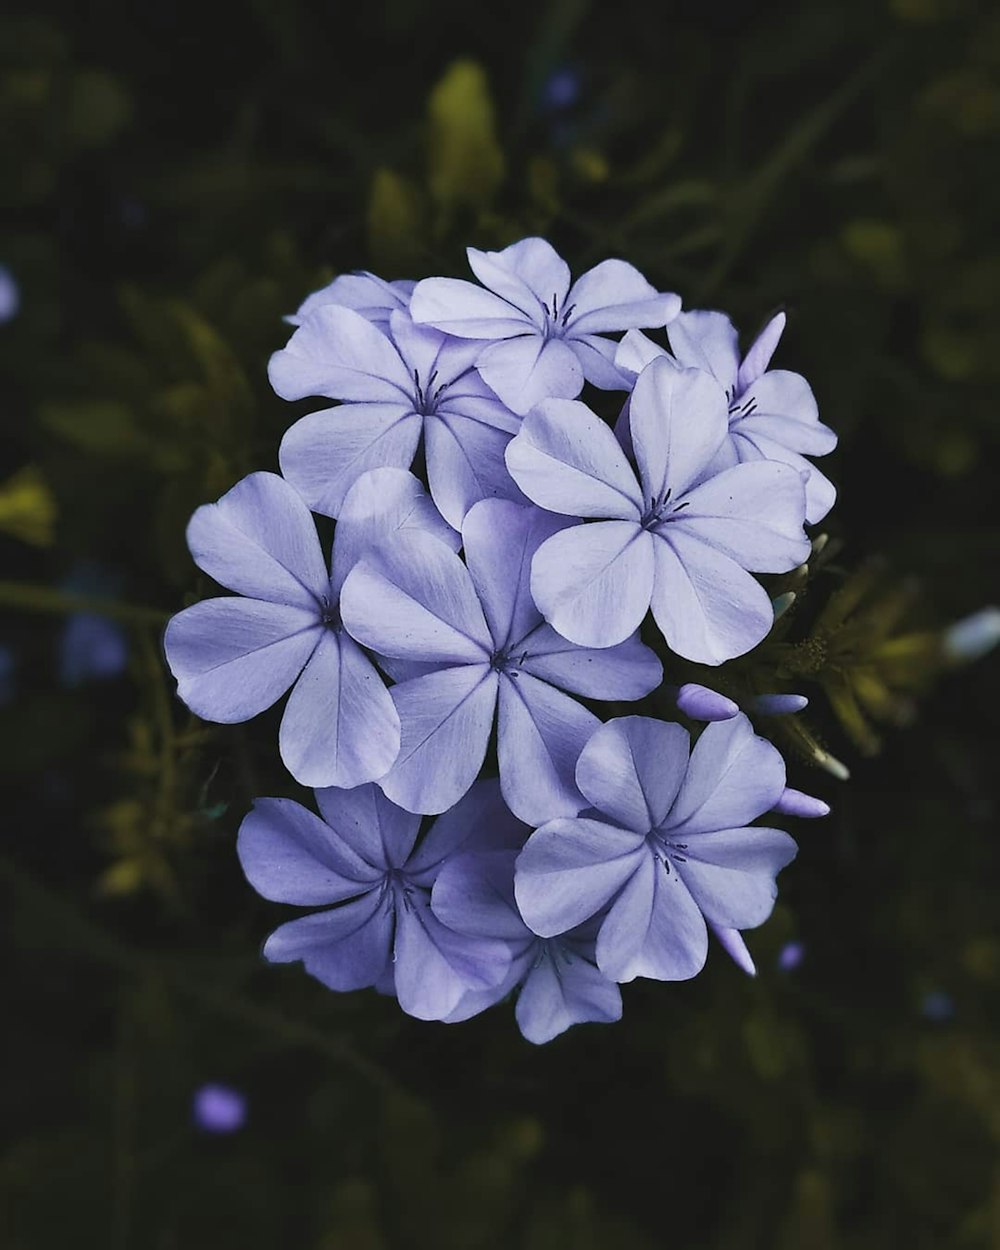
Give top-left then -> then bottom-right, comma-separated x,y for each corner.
270,307 -> 523,528
616,309 -> 837,523
340,498 -> 662,820
163,467 -> 457,788
237,781 -> 512,1021
410,237 -> 680,414
514,714 -> 799,983
505,356 -> 811,664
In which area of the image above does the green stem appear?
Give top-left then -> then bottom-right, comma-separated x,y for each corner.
0,580 -> 170,626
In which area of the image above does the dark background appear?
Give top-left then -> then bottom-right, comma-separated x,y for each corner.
2,1 -> 998,1247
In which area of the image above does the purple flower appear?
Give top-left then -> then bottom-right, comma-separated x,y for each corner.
616,310 -> 837,524
164,468 -> 457,788
237,781 -> 513,1021
286,271 -> 415,329
433,846 -> 622,1044
193,1083 -> 247,1134
777,940 -> 806,972
514,714 -> 797,983
60,613 -> 128,685
270,307 -> 522,528
340,498 -> 662,820
505,357 -> 810,664
0,265 -> 19,324
409,237 -> 680,414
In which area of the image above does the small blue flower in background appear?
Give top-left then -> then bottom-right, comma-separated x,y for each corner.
920,990 -> 955,1022
777,940 -> 806,972
541,67 -> 581,112
0,265 -> 21,324
193,1083 -> 247,1134
0,645 -> 16,704
59,563 -> 129,687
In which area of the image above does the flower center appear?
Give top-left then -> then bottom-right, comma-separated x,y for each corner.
727,391 -> 757,425
490,646 -> 529,675
650,830 -> 689,875
319,597 -> 341,630
412,368 -> 447,415
640,489 -> 690,530
540,291 -> 575,341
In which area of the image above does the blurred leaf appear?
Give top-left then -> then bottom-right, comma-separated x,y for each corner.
367,167 -> 426,272
427,59 -> 505,218
0,465 -> 56,546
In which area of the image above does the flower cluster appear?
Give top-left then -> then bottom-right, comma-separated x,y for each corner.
165,238 -> 835,1043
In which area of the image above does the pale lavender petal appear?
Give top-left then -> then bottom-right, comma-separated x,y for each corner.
710,923 -> 757,976
514,817 -> 646,939
330,467 -> 460,598
667,310 -> 740,393
279,630 -> 400,789
749,693 -> 809,716
237,797 -> 382,905
733,411 -> 837,456
649,531 -> 774,664
393,891 -> 511,1020
442,954 -> 533,1024
463,500 -> 566,651
436,368 -> 522,434
629,359 -> 729,502
407,777 -> 527,886
614,329 -> 669,379
530,521 -> 654,648
672,462 -> 809,572
735,311 -> 785,391
263,892 -> 393,992
667,713 -> 786,835
374,655 -> 447,683
164,598 -> 319,722
505,399 -> 644,519
675,826 -> 797,928
739,370 -> 823,429
340,532 -> 492,663
388,312 -> 482,387
772,787 -> 830,818
424,411 -> 525,531
596,853 -> 708,983
431,848 -> 528,942
468,238 -> 570,321
574,716 -> 689,834
570,333 -> 632,390
315,782 -> 421,870
477,336 -> 583,416
186,472 -> 328,609
731,430 -> 836,525
674,683 -> 739,722
268,305 -> 414,402
497,672 -> 598,824
518,622 -> 662,700
409,277 -> 534,338
289,272 -> 414,328
565,259 -> 680,335
380,666 -> 498,815
279,404 -> 421,519
515,945 -> 622,1044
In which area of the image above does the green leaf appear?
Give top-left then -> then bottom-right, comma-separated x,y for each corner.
427,60 -> 504,217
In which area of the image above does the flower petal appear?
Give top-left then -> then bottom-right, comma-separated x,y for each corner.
666,310 -> 741,392
164,598 -> 319,722
629,358 -> 729,502
431,848 -> 528,942
530,521 -> 654,648
424,410 -> 525,531
186,471 -> 328,609
733,410 -> 837,457
731,430 -> 836,525
518,622 -> 662,700
614,328 -> 669,379
279,404 -> 421,519
497,672 -> 598,824
675,825 -> 797,928
407,777 -> 528,886
666,713 -> 786,835
739,369 -> 823,429
514,817 -> 646,939
263,892 -> 393,992
515,944 -> 623,1043
570,333 -> 632,390
565,259 -> 680,335
672,461 -> 809,572
315,782 -> 421,871
477,336 -> 583,416
409,276 -> 533,338
268,305 -> 414,402
468,238 -> 570,322
237,796 -> 383,905
288,272 -> 414,328
340,532 -> 492,663
330,467 -> 459,597
735,311 -> 785,391
596,853 -> 708,982
380,665 -> 498,814
505,399 -> 644,519
575,716 -> 689,833
649,530 -> 774,664
279,630 -> 400,788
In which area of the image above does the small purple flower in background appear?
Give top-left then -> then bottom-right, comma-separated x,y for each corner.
271,307 -> 522,527
285,270 -> 415,329
193,1083 -> 247,1134
0,265 -> 20,324
341,499 -> 661,820
515,714 -> 798,984
60,614 -> 128,686
433,846 -> 622,1044
237,780 -> 513,1020
616,310 -> 837,524
541,67 -> 582,112
410,237 -> 680,414
164,468 -> 456,788
920,989 -> 955,1022
777,940 -> 806,972
506,357 -> 810,664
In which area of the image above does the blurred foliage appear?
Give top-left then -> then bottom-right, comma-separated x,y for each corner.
1,0 -> 997,1247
